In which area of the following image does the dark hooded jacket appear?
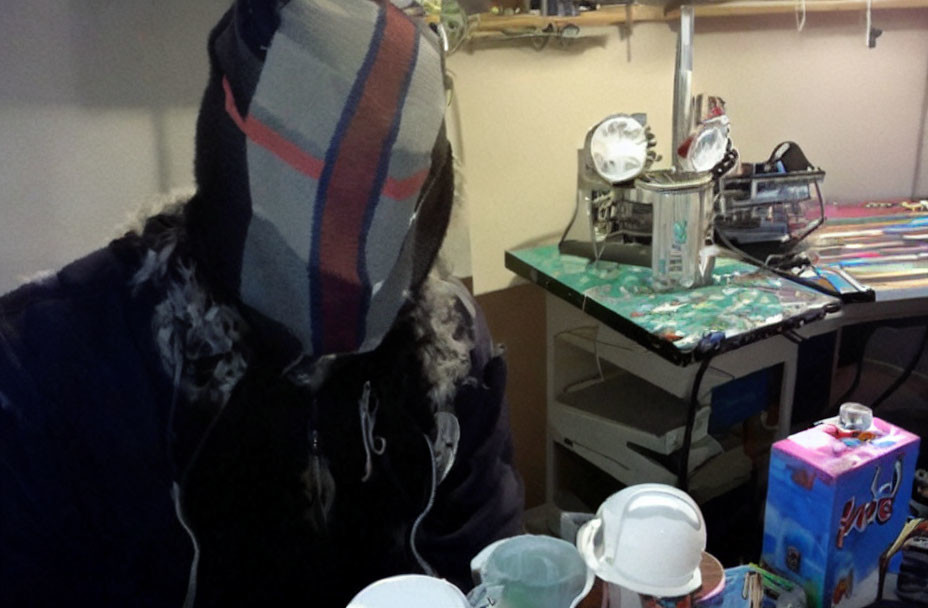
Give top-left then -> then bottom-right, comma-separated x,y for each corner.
0,210 -> 523,607
0,2 -> 523,605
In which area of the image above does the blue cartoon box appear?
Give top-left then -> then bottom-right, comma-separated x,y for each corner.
761,403 -> 920,608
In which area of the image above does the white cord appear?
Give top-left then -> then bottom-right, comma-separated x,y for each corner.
553,326 -> 637,354
796,0 -> 806,32
409,435 -> 437,576
172,483 -> 200,608
555,325 -> 734,392
866,0 -> 872,46
555,325 -> 732,404
358,381 -> 386,483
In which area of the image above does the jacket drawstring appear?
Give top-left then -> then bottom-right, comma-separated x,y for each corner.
358,381 -> 386,482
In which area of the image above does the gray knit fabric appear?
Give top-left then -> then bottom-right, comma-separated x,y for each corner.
216,0 -> 446,357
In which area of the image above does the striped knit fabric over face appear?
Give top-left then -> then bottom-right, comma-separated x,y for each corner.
224,0 -> 446,357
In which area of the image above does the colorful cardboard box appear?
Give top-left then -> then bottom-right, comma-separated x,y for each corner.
761,407 -> 920,608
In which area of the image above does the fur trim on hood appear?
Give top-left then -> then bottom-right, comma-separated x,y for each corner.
410,276 -> 477,412
128,199 -> 474,415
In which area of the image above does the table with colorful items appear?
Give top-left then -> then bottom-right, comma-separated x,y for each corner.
505,244 -> 841,506
506,244 -> 841,366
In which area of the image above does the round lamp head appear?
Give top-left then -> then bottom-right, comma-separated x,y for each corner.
585,114 -> 650,185
684,117 -> 730,172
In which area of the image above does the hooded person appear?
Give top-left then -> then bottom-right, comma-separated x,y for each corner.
0,1 -> 523,605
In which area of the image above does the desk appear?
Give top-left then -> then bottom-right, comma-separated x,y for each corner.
798,203 -> 928,407
506,245 -> 841,505
507,245 -> 840,365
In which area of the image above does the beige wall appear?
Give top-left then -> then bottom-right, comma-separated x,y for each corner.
918,80 -> 928,195
0,0 -> 228,294
449,9 -> 928,294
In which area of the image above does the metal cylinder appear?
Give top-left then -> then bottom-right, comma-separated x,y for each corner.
672,5 -> 695,170
635,170 -> 713,291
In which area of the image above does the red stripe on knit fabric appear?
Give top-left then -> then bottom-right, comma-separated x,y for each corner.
382,166 -> 429,201
316,6 -> 417,353
223,76 -> 326,180
223,75 -> 422,200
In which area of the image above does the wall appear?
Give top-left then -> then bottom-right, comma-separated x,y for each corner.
475,283 -> 548,509
0,0 -> 228,293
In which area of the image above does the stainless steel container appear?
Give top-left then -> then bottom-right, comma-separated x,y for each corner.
635,170 -> 714,291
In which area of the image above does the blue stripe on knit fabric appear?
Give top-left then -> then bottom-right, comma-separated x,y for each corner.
308,3 -> 387,356
355,10 -> 421,346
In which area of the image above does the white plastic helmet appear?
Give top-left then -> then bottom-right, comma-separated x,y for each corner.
346,575 -> 470,608
576,483 -> 707,598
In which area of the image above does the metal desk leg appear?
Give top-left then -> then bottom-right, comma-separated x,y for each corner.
778,341 -> 800,439
545,424 -> 557,506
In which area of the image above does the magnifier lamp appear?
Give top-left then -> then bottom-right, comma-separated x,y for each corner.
584,114 -> 651,185
679,116 -> 730,172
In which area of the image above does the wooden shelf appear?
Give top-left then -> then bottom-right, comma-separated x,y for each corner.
470,4 -> 665,33
459,0 -> 928,42
665,0 -> 928,19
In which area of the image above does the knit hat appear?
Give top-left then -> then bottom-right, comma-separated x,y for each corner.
186,0 -> 453,359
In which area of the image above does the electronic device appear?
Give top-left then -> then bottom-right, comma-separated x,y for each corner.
715,141 -> 826,263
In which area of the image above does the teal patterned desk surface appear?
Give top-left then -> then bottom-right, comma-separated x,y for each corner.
506,245 -> 841,365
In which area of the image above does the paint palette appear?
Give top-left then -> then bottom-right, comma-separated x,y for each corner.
807,201 -> 928,299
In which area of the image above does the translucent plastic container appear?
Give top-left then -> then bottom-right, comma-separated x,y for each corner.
469,535 -> 593,608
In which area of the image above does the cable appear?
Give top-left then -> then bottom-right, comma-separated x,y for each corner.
593,328 -> 606,382
714,224 -> 842,301
556,325 -> 734,399
679,355 -> 714,492
864,358 -> 928,386
553,326 -> 638,354
832,348 -> 866,408
173,483 -> 200,608
829,327 -> 875,414
872,325 -> 928,409
560,374 -> 615,395
410,435 -> 438,577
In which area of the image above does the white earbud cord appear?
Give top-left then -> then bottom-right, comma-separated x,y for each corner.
409,435 -> 438,576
